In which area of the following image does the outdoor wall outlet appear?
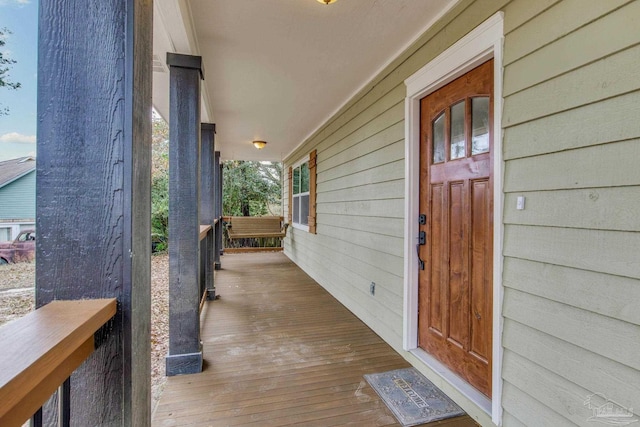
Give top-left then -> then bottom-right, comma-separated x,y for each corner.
516,196 -> 526,210
370,282 -> 376,296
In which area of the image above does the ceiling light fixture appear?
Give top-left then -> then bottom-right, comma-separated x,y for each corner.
317,0 -> 337,4
252,140 -> 267,150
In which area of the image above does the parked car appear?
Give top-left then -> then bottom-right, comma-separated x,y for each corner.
0,229 -> 36,264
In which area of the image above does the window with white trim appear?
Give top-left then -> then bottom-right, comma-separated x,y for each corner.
288,150 -> 317,234
291,160 -> 310,229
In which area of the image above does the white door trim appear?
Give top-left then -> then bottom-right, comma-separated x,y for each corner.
403,11 -> 504,425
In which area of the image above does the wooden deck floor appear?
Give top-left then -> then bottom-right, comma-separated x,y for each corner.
153,252 -> 477,427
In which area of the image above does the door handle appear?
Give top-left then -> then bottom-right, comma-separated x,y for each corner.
417,215 -> 426,270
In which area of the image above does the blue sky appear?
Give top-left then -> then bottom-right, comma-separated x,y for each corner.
0,0 -> 37,161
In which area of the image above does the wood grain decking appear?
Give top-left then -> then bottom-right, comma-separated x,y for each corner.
153,252 -> 477,427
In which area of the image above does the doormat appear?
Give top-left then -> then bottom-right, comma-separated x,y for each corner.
364,368 -> 464,427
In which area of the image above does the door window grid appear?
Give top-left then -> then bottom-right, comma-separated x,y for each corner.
431,96 -> 490,164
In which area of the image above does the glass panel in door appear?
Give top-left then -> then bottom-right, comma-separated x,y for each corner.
471,97 -> 490,155
432,112 -> 445,164
450,101 -> 465,160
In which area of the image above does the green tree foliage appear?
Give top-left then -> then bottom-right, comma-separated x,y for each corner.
150,115 -> 282,250
223,160 -> 282,217
151,115 -> 169,251
0,28 -> 21,116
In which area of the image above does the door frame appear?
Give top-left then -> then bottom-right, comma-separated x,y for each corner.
402,12 -> 504,424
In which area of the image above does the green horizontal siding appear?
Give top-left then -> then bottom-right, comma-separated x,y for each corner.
502,0 -> 640,424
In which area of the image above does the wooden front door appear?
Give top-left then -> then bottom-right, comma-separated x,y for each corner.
418,59 -> 493,397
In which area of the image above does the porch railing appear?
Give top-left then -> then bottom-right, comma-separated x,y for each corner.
0,298 -> 117,427
199,222 -> 214,309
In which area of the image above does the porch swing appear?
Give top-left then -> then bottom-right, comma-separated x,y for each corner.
223,216 -> 289,251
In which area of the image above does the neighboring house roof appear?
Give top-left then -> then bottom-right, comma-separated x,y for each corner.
0,157 -> 36,189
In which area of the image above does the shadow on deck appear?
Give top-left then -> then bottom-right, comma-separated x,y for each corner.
153,252 -> 477,427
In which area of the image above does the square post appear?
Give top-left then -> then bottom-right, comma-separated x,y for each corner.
36,0 -> 152,424
166,53 -> 205,376
201,123 -> 216,299
214,151 -> 223,269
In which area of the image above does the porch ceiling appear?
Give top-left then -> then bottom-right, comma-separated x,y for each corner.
153,0 -> 457,162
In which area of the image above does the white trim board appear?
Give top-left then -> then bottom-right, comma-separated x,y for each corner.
402,12 -> 504,426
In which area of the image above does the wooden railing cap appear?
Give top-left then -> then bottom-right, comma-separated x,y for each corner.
0,298 -> 117,426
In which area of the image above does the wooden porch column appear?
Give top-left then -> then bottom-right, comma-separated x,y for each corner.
166,53 -> 204,376
36,0 -> 152,425
214,151 -> 223,269
201,123 -> 216,299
